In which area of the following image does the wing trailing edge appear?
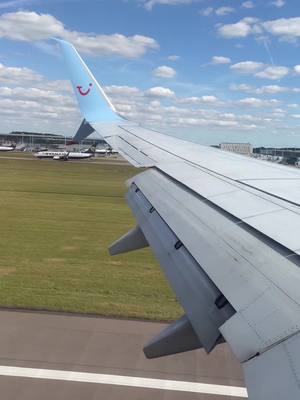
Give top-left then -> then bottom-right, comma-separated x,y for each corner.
243,331 -> 300,400
126,170 -> 235,354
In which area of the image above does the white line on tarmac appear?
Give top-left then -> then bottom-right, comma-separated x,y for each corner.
0,365 -> 247,397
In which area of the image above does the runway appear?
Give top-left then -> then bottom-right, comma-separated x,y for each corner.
0,310 -> 246,399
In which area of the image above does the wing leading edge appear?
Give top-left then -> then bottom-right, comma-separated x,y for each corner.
56,39 -> 300,399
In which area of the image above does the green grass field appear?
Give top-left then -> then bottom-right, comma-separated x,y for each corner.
0,156 -> 182,320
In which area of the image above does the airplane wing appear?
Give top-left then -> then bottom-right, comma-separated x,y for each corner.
57,39 -> 300,400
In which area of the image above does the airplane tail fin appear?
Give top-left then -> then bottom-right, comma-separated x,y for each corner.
55,39 -> 124,124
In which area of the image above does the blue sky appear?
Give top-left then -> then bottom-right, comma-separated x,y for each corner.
1,0 -> 300,146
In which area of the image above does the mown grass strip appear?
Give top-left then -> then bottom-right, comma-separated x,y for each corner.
0,158 -> 181,320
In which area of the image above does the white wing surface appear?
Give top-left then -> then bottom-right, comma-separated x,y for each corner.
57,39 -> 300,400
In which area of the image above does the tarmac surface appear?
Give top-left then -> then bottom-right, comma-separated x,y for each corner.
0,310 -> 246,399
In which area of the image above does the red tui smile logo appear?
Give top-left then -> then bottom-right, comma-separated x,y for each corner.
76,83 -> 92,96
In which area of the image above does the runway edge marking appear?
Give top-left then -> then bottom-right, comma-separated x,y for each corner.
0,365 -> 247,397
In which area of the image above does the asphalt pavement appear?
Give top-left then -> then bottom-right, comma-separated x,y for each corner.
0,310 -> 246,400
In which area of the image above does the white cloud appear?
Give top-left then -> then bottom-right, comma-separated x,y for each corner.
0,0 -> 37,9
215,7 -> 235,16
241,1 -> 255,8
211,56 -> 231,65
115,103 -> 133,112
0,11 -> 64,41
201,95 -> 218,103
255,66 -> 289,80
0,62 -> 73,95
0,83 -> 79,133
230,61 -> 265,74
0,63 -> 42,84
168,55 -> 180,61
269,0 -> 285,7
218,20 -> 253,38
265,85 -> 290,94
236,97 -> 280,107
105,85 -> 141,96
0,54 -> 296,139
219,16 -> 300,43
177,96 -> 201,104
153,65 -> 176,78
0,74 -> 288,135
178,95 -> 219,105
199,7 -> 214,16
230,83 -> 253,92
174,117 -> 239,127
0,60 -> 83,133
294,65 -> 300,75
150,100 -> 161,107
257,85 -> 286,94
0,86 -> 75,107
145,86 -> 175,97
262,17 -> 300,42
199,6 -> 234,17
142,0 -> 194,11
231,83 -> 300,94
0,11 -> 159,58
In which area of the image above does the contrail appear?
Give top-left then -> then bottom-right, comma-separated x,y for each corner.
263,37 -> 274,65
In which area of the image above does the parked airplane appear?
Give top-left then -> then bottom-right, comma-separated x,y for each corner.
56,39 -> 300,400
34,150 -> 93,160
0,144 -> 15,151
81,145 -> 118,156
95,147 -> 118,156
81,147 -> 106,155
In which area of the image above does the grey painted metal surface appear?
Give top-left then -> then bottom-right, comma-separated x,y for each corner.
209,190 -> 282,219
243,331 -> 300,400
239,178 -> 300,205
243,209 -> 300,252
113,136 -> 155,167
103,123 -> 300,198
144,315 -> 203,359
129,169 -> 300,363
109,226 -> 148,256
73,119 -> 94,143
126,182 -> 235,353
93,122 -> 300,208
92,119 -> 300,397
157,162 -> 300,254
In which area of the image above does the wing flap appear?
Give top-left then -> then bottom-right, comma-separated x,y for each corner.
129,168 -> 300,362
243,331 -> 300,400
127,178 -> 235,352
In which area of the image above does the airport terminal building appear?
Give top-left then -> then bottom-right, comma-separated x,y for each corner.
0,131 -> 106,151
220,142 -> 253,155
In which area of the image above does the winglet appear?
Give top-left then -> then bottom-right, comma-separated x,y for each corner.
55,39 -> 123,124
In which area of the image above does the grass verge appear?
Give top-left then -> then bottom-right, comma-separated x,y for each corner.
0,157 -> 182,320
